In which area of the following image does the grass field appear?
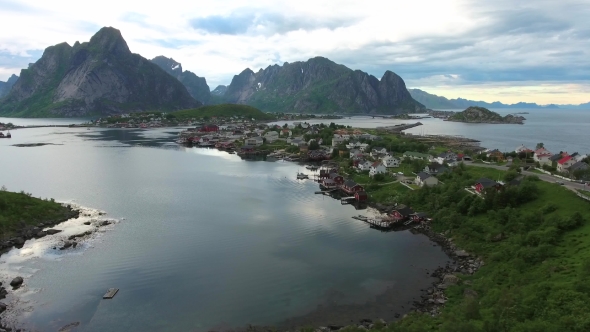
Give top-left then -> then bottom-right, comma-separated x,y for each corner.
0,190 -> 72,238
376,166 -> 590,331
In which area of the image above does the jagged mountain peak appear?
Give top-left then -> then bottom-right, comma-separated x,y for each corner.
88,26 -> 130,56
150,56 -> 210,104
223,56 -> 423,114
0,26 -> 199,117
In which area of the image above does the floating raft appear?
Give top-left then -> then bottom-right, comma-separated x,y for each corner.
103,288 -> 119,299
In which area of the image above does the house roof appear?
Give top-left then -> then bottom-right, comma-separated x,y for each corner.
569,161 -> 589,172
475,178 -> 498,188
558,155 -> 573,165
343,180 -> 358,188
403,151 -> 430,158
417,172 -> 431,180
411,212 -> 429,218
549,154 -> 563,162
329,173 -> 342,179
323,179 -> 336,184
393,206 -> 415,217
371,161 -> 382,167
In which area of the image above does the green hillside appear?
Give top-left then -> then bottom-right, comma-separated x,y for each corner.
170,104 -> 274,121
0,190 -> 73,238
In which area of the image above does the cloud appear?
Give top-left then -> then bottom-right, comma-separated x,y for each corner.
0,0 -> 589,104
189,11 -> 357,36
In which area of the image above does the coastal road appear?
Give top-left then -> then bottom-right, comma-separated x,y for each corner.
463,161 -> 590,192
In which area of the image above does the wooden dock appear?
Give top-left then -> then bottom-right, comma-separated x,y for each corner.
314,189 -> 338,194
103,288 -> 119,299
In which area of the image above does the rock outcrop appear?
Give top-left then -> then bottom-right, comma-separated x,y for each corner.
447,106 -> 525,124
223,56 -> 424,114
151,56 -> 210,104
0,27 -> 199,117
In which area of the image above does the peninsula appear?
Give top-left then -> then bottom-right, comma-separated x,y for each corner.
446,106 -> 525,124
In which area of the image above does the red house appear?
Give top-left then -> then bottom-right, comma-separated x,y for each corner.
473,178 -> 503,193
390,206 -> 415,222
328,173 -> 344,185
341,180 -> 365,194
409,212 -> 429,223
200,124 -> 219,132
321,179 -> 338,189
354,191 -> 368,202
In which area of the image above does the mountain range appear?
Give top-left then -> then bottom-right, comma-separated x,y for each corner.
0,27 -> 199,117
408,89 -> 590,110
219,57 -> 424,114
1,26 -> 586,117
0,27 -> 423,117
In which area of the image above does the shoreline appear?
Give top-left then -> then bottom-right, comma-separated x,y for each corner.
0,203 -> 118,331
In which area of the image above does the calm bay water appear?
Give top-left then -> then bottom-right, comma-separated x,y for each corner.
271,108 -> 590,154
0,127 -> 449,331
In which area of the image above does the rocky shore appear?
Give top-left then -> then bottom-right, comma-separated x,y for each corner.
0,204 -> 115,332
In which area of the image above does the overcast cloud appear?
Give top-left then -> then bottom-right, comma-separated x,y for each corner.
0,0 -> 589,104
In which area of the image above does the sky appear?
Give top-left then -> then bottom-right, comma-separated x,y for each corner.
0,0 -> 589,105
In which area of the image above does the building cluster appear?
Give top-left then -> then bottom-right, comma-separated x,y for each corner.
484,144 -> 589,178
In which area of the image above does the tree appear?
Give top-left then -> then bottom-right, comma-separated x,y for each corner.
308,140 -> 320,150
536,142 -> 544,149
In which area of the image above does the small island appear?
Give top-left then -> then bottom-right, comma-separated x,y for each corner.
446,106 -> 526,124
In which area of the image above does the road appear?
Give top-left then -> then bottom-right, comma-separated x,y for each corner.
463,161 -> 590,192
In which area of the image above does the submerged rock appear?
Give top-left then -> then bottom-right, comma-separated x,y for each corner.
46,229 -> 62,235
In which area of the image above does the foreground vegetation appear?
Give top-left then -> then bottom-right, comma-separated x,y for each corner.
342,165 -> 590,331
0,188 -> 71,238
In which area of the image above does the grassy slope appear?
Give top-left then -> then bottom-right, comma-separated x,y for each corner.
377,167 -> 590,332
0,190 -> 72,238
171,104 -> 274,121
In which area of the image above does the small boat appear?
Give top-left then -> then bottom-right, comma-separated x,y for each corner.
296,173 -> 308,180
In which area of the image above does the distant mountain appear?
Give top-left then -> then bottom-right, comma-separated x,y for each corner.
407,89 -> 457,109
151,56 -> 210,104
409,89 -> 563,110
0,27 -> 199,117
211,85 -> 227,96
223,56 -> 424,114
0,74 -> 18,98
554,102 -> 590,109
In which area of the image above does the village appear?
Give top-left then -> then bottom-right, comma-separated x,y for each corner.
88,111 -> 342,129
172,115 -> 590,232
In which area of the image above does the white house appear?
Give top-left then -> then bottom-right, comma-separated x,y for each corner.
382,156 -> 400,168
371,148 -> 389,158
533,147 -> 553,166
357,161 -> 373,172
369,161 -> 387,177
264,131 -> 279,143
246,136 -> 264,146
515,144 -> 531,153
280,129 -> 292,137
350,149 -> 363,159
436,152 -> 457,164
415,172 -> 439,187
332,136 -> 346,147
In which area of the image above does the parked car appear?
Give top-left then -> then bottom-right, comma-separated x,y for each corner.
397,172 -> 404,175
555,181 -> 564,185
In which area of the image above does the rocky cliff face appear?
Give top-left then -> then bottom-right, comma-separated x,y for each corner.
0,27 -> 199,117
0,74 -> 19,98
211,85 -> 227,96
151,56 -> 210,104
223,57 -> 423,114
